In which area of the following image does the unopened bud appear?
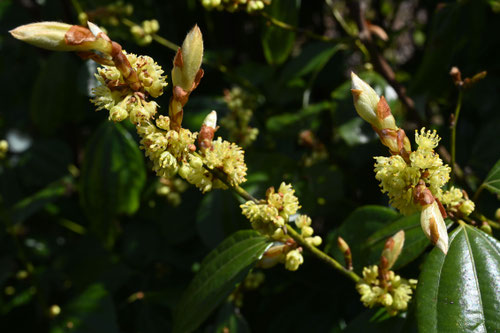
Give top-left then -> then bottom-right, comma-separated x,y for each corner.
480,222 -> 492,235
337,236 -> 353,270
351,72 -> 379,126
420,201 -> 448,254
496,208 -> 500,221
172,25 -> 204,92
381,230 -> 405,270
202,110 -> 217,129
49,304 -> 61,317
10,22 -> 112,54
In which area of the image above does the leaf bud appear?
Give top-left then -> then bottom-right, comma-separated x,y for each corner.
337,236 -> 353,270
420,201 -> 448,254
172,25 -> 204,92
351,72 -> 379,126
380,230 -> 405,270
480,222 -> 492,235
10,21 -> 112,54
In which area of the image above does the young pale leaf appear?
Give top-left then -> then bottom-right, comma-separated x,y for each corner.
416,224 -> 500,332
173,230 -> 272,333
481,159 -> 500,195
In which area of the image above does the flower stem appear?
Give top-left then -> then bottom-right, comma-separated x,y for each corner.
451,90 -> 463,181
286,225 -> 361,282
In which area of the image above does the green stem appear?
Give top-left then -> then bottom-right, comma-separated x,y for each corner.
472,184 -> 484,203
473,213 -> 500,229
205,166 -> 258,203
260,11 -> 343,44
451,90 -> 463,181
286,225 -> 361,282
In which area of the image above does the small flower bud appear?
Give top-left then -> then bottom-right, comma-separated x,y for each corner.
49,305 -> 61,318
0,140 -> 8,159
109,105 -> 128,122
495,208 -> 500,221
480,222 -> 492,235
420,201 -> 448,254
285,249 -> 304,271
381,230 -> 405,270
337,236 -> 353,270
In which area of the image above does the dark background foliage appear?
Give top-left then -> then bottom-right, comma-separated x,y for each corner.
0,0 -> 499,332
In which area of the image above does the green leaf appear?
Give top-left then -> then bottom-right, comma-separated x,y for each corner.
10,177 -> 69,224
173,230 -> 272,333
261,0 -> 301,65
80,122 -> 146,244
50,284 -> 119,333
480,159 -> 500,195
416,224 -> 500,332
326,205 -> 398,272
282,42 -> 343,81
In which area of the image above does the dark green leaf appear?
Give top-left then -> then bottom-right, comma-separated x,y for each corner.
30,53 -> 85,135
481,159 -> 500,195
80,122 -> 146,244
196,190 -> 247,249
326,205 -> 398,272
261,0 -> 301,65
416,224 -> 500,332
10,177 -> 69,224
173,230 -> 272,333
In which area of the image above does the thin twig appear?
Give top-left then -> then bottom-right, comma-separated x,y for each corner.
450,90 -> 463,181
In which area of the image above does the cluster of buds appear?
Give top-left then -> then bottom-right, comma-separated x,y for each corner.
241,183 -> 301,240
0,140 -> 8,160
351,73 -> 456,254
356,231 -> 417,315
79,1 -> 133,26
130,20 -> 159,46
441,186 -> 475,218
219,87 -> 259,148
156,176 -> 189,206
201,0 -> 270,13
241,183 -> 321,271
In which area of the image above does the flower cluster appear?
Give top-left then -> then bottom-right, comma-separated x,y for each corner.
220,87 -> 259,147
356,265 -> 417,316
240,183 -> 301,240
201,0 -> 270,12
91,52 -> 167,123
130,19 -> 159,46
441,186 -> 475,217
374,128 -> 451,215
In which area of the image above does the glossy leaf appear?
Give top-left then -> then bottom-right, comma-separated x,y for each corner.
173,230 -> 272,333
416,224 -> 500,332
481,159 -> 500,195
80,122 -> 146,243
261,0 -> 301,65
